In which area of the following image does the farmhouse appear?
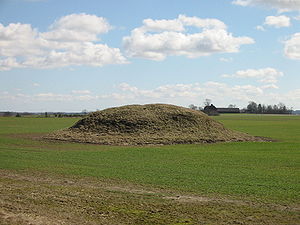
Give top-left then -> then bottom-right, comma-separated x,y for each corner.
203,104 -> 240,115
203,104 -> 219,116
217,108 -> 240,113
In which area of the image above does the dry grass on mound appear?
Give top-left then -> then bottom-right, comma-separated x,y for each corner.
46,104 -> 265,145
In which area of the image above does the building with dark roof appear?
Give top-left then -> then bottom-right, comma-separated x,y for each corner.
216,108 -> 240,113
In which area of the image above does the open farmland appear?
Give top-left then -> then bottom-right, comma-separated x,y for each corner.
0,114 -> 299,224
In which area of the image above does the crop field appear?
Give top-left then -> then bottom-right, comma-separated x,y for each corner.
0,114 -> 299,224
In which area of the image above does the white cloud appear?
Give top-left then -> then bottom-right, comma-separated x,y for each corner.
255,25 -> 265,31
232,0 -> 300,12
219,57 -> 233,62
0,23 -> 42,58
34,93 -> 99,102
35,93 -> 74,101
0,57 -> 23,71
21,43 -> 127,69
142,18 -> 185,32
41,13 -> 111,42
71,90 -> 91,94
0,13 -> 127,71
222,68 -> 283,84
284,33 -> 300,60
76,95 -> 96,101
123,15 -> 254,61
32,92 -> 107,102
177,15 -> 227,30
261,84 -> 279,89
32,83 -> 40,87
264,15 -> 291,28
255,16 -> 290,31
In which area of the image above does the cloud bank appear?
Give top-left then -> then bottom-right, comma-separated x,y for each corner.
232,0 -> 300,12
2,81 -> 300,111
123,15 -> 254,61
0,13 -> 127,71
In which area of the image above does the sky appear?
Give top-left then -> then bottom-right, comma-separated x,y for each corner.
0,0 -> 300,112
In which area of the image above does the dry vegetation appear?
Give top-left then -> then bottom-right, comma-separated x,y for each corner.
46,104 -> 266,145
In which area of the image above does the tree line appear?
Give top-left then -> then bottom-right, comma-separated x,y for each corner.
188,99 -> 293,114
244,101 -> 292,114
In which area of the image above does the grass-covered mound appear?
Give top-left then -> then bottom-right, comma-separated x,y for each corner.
47,104 -> 264,145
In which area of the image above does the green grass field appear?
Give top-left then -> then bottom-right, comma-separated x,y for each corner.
0,115 -> 300,225
0,115 -> 299,203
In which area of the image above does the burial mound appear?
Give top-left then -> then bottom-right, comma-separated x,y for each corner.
46,104 -> 265,145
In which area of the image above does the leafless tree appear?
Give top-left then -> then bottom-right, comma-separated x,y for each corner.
204,99 -> 212,107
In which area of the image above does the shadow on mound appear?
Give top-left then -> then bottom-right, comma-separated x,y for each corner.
45,104 -> 267,145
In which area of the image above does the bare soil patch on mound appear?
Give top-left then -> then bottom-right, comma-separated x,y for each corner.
46,104 -> 266,145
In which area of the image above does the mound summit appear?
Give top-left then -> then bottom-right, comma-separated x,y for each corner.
47,104 -> 265,145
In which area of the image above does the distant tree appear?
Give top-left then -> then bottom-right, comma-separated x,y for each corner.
282,105 -> 288,114
204,99 -> 212,107
266,105 -> 273,114
45,112 -> 48,117
16,113 -> 21,117
228,104 -> 236,108
82,109 -> 88,115
189,104 -> 198,110
247,101 -> 258,113
277,102 -> 286,114
3,111 -> 12,117
262,104 -> 266,113
273,104 -> 278,113
257,104 -> 262,114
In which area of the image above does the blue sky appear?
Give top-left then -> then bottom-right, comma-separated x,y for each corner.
0,0 -> 300,112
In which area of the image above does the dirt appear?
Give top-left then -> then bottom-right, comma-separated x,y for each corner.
45,104 -> 268,146
1,170 -> 299,225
